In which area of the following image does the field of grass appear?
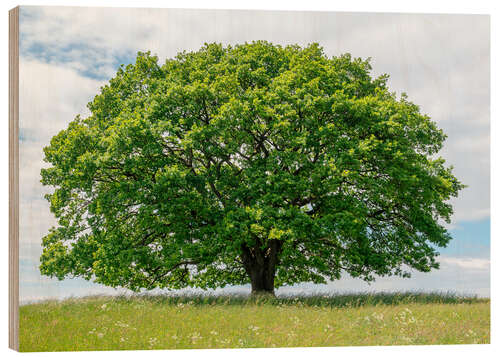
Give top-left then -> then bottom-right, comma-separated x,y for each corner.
19,292 -> 490,352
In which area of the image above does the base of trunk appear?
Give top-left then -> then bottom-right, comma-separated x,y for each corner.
250,273 -> 275,296
250,288 -> 275,297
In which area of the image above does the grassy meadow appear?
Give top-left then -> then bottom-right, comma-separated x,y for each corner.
19,292 -> 490,351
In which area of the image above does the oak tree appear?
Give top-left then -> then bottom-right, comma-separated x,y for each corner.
40,42 -> 464,295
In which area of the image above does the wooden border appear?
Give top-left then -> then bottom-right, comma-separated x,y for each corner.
9,5 -> 20,352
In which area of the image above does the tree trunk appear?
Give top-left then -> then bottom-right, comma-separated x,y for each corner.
240,240 -> 281,296
249,262 -> 276,295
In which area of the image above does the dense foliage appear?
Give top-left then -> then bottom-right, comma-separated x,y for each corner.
40,42 -> 463,294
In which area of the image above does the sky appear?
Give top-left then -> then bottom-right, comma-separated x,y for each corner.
17,6 -> 490,303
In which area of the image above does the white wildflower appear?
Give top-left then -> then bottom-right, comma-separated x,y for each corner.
401,336 -> 414,343
191,332 -> 202,343
148,337 -> 158,347
372,312 -> 384,321
115,321 -> 130,328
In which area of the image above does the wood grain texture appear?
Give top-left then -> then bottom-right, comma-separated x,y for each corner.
9,5 -> 19,352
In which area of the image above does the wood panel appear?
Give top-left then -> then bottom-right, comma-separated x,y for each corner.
9,5 -> 19,352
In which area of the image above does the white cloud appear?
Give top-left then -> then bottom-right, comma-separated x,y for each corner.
19,59 -> 104,250
19,59 -> 103,142
438,256 -> 490,270
277,255 -> 490,298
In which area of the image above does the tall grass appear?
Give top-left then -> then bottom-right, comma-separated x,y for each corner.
19,292 -> 490,352
111,291 -> 486,307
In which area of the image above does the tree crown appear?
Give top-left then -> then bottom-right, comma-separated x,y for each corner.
40,42 -> 464,292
